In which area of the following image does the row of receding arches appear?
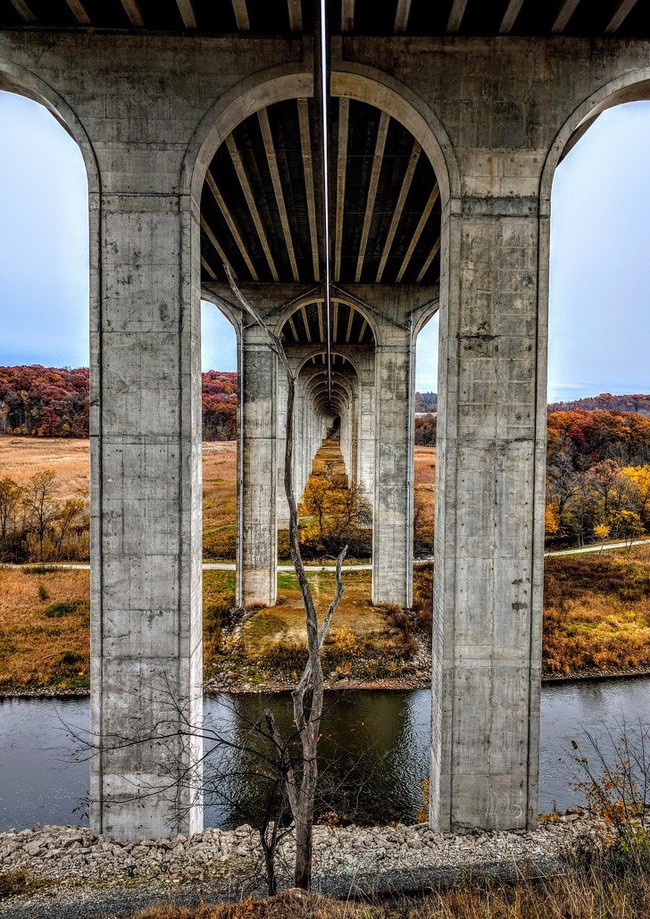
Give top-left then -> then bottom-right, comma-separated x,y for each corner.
3,63 -> 650,596
3,58 -> 650,580
2,53 -> 650,840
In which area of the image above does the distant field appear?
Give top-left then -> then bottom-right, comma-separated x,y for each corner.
0,437 -> 436,560
0,436 -> 89,497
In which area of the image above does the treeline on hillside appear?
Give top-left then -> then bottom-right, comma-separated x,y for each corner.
548,393 -> 650,415
414,392 -> 437,445
0,366 -> 89,437
546,410 -> 650,547
0,366 -> 237,441
415,391 -> 437,413
415,414 -> 437,445
201,370 -> 237,440
1,366 -> 436,445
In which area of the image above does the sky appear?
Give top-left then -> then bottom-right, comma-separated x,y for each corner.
1,91 -> 650,400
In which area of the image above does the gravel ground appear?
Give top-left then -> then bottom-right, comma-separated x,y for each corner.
0,814 -> 597,918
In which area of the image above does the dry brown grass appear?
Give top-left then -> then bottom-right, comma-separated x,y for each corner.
413,444 -> 435,534
0,436 -> 89,498
543,543 -> 650,674
133,855 -> 650,918
0,566 -> 89,691
202,442 -> 238,559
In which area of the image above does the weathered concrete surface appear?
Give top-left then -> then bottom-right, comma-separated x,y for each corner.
241,325 -> 277,607
373,326 -> 413,607
2,28 -> 649,839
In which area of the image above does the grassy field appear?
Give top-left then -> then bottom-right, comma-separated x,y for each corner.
544,543 -> 650,674
2,545 -> 650,691
2,436 -> 649,691
0,565 -> 429,692
0,436 -> 89,497
0,437 -> 436,561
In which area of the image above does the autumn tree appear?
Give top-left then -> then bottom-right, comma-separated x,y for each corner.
300,477 -> 371,558
622,465 -> 650,527
23,470 -> 59,561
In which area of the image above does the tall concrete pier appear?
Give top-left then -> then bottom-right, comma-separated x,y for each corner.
2,0 -> 649,839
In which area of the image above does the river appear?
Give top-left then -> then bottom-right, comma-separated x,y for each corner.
0,679 -> 648,832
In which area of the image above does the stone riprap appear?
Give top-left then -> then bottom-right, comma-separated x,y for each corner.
0,814 -> 598,917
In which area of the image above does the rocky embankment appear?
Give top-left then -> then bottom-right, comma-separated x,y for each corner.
0,813 -> 600,917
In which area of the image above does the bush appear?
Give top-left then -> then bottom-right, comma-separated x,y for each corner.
571,718 -> 650,876
0,870 -> 47,901
51,649 -> 88,688
412,565 -> 433,634
43,599 -> 87,618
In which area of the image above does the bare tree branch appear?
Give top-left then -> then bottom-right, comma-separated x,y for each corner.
225,263 -> 348,890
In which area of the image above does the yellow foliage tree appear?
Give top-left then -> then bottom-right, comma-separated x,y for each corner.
621,465 -> 650,520
300,477 -> 370,556
545,503 -> 560,537
593,522 -> 611,543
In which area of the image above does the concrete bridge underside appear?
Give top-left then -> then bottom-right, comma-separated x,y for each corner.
2,0 -> 650,841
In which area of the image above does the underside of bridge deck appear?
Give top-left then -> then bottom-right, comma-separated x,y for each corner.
1,0 -> 648,38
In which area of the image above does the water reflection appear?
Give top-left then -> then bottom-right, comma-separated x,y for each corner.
203,691 -> 430,828
0,679 -> 648,832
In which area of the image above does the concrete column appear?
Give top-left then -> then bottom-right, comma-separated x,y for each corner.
296,390 -> 308,503
91,191 -> 202,840
241,326 -> 277,606
276,371 -> 289,529
431,192 -> 543,833
357,360 -> 375,500
350,391 -> 359,489
339,401 -> 350,474
372,328 -> 412,607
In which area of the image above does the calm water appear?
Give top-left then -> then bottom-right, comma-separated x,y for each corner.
0,680 -> 648,832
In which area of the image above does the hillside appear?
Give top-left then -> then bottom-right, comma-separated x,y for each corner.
415,391 -> 437,413
548,393 -> 650,415
0,365 -> 237,441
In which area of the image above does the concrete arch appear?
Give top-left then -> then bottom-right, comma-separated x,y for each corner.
275,294 -> 380,345
0,59 -> 101,393
200,291 -> 242,341
304,372 -> 355,400
411,298 -> 440,341
183,58 -> 457,217
331,61 -> 460,206
0,58 -> 100,198
183,64 -> 313,202
540,70 -> 650,210
296,349 -> 360,377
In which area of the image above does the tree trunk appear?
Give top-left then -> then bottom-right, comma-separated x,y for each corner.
294,815 -> 313,890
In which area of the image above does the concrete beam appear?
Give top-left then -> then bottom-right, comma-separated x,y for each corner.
175,0 -> 197,30
607,0 -> 640,32
64,0 -> 91,25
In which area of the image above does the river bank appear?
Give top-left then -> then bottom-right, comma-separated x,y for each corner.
4,664 -> 650,701
0,812 -> 606,918
2,545 -> 650,695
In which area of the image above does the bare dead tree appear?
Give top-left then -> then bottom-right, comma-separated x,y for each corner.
225,264 -> 347,890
